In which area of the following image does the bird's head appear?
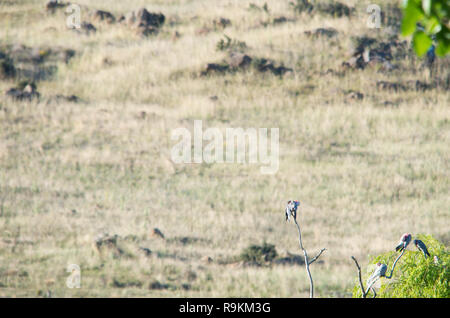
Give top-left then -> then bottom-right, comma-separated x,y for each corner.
401,233 -> 411,241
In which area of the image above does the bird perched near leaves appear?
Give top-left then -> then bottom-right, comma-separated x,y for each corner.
413,239 -> 430,258
367,262 -> 387,286
426,44 -> 436,68
395,233 -> 412,252
285,200 -> 300,222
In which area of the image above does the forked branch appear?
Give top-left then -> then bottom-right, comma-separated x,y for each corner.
293,218 -> 326,298
352,249 -> 406,298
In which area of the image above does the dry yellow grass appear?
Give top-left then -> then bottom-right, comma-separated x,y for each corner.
0,0 -> 449,297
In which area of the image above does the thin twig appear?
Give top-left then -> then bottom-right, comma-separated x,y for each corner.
308,248 -> 326,265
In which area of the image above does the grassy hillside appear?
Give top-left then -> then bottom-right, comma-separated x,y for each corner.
0,0 -> 449,297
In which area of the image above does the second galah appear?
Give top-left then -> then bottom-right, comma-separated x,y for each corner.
395,233 -> 412,252
413,239 -> 430,258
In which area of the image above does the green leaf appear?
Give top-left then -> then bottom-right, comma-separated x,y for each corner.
413,31 -> 432,56
436,40 -> 450,56
424,16 -> 441,33
402,2 -> 425,35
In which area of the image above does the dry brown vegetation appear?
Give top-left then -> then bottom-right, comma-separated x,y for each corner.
0,0 -> 449,297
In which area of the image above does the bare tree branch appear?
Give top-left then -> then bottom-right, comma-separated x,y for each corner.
308,248 -> 326,265
385,248 -> 405,279
293,218 -> 325,298
352,248 -> 406,299
351,256 -> 368,298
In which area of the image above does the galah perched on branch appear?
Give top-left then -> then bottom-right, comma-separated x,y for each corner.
413,239 -> 430,258
285,200 -> 300,222
395,233 -> 412,252
367,262 -> 387,286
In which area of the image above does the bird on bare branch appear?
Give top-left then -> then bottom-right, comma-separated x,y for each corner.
367,262 -> 387,287
395,233 -> 412,252
285,200 -> 300,222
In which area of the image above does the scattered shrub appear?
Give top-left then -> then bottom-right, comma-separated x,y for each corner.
216,35 -> 247,52
240,242 -> 278,265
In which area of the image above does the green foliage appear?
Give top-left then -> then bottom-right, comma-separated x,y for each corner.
402,0 -> 450,56
248,2 -> 270,14
353,235 -> 450,298
290,0 -> 314,14
216,35 -> 247,52
240,242 -> 278,265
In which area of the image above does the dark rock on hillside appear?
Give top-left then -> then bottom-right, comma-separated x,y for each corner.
201,63 -> 230,76
344,90 -> 364,102
304,27 -> 338,39
49,94 -> 80,103
119,8 -> 165,37
148,280 -> 170,290
46,0 -> 70,13
317,1 -> 353,17
291,0 -> 354,18
272,16 -> 289,25
6,82 -> 40,101
0,55 -> 16,79
202,53 -> 293,77
138,247 -> 152,257
376,81 -> 406,92
92,10 -> 116,24
252,57 -> 293,76
213,17 -> 231,29
73,22 -> 97,35
120,8 -> 165,28
227,52 -> 252,69
376,80 -> 436,92
342,36 -> 408,71
273,252 -> 305,266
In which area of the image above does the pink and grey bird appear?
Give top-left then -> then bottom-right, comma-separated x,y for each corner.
367,262 -> 387,286
285,200 -> 300,222
395,233 -> 412,252
413,239 -> 430,258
